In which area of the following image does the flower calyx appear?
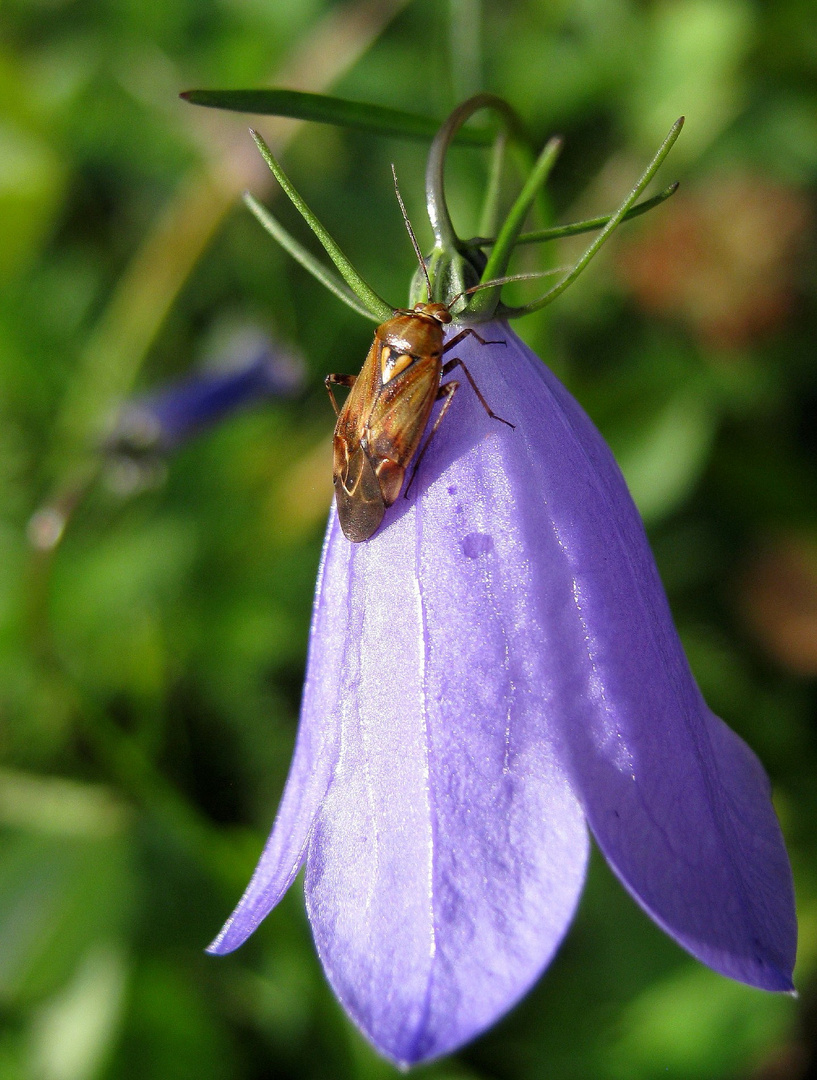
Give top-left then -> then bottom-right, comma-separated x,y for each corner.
244,94 -> 683,327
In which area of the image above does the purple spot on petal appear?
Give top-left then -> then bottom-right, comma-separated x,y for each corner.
461,532 -> 494,559
448,485 -> 458,495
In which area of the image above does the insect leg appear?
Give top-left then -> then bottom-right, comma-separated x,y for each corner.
324,373 -> 356,417
442,328 -> 506,354
441,357 -> 515,429
403,380 -> 459,498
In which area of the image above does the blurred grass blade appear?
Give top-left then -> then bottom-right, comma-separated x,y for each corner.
250,131 -> 393,321
244,192 -> 381,321
181,88 -> 493,146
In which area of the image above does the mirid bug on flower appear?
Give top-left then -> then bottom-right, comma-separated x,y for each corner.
325,170 -> 513,543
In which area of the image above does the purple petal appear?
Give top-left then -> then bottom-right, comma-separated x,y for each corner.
410,324 -> 795,992
305,485 -> 589,1064
207,531 -> 350,954
211,317 -> 795,1059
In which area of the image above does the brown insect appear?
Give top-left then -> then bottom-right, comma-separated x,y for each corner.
325,172 -> 513,543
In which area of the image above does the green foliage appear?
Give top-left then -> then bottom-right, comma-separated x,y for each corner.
1,0 -> 816,1078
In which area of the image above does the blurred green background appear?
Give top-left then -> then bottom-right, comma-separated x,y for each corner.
2,0 -> 817,1077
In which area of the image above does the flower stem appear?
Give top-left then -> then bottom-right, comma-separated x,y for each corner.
424,94 -> 530,252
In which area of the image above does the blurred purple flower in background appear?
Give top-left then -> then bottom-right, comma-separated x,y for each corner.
104,325 -> 304,491
208,325 -> 797,1067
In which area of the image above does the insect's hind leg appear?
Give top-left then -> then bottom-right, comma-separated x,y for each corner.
441,357 -> 514,429
324,373 -> 356,417
403,380 -> 459,499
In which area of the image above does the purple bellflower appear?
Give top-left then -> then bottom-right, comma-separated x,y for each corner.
102,326 -> 303,496
106,327 -> 303,459
202,97 -> 797,1067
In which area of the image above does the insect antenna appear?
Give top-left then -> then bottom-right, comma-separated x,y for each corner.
391,164 -> 433,302
447,268 -> 568,309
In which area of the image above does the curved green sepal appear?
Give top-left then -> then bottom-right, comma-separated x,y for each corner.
244,193 -> 380,322
467,134 -> 563,317
500,117 -> 684,318
474,183 -> 680,248
250,130 -> 393,322
181,88 -> 492,146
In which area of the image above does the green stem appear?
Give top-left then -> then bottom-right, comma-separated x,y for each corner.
424,94 -> 529,251
448,0 -> 482,102
477,130 -> 509,239
251,130 -> 393,321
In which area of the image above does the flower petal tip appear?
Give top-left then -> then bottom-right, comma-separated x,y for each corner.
205,918 -> 249,956
736,959 -> 796,995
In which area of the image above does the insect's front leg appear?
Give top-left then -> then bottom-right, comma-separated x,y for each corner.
441,357 -> 515,429
324,373 -> 356,417
442,328 -> 506,354
404,380 -> 460,498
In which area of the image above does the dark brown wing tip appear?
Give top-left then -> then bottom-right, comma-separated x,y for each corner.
335,448 -> 386,542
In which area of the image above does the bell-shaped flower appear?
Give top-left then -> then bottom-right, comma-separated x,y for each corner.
184,93 -> 796,1069
208,322 -> 796,1066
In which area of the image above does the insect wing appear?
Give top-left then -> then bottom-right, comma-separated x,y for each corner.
331,340 -> 385,542
333,339 -> 381,443
334,444 -> 385,542
366,355 -> 441,468
330,328 -> 441,541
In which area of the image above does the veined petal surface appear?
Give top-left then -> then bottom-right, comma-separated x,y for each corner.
305,473 -> 590,1064
493,332 -> 797,992
390,323 -> 794,993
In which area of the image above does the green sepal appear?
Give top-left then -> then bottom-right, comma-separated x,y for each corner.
498,118 -> 684,319
250,130 -> 393,322
244,193 -> 380,322
474,183 -> 680,249
407,244 -> 486,311
466,135 -> 563,317
181,88 -> 493,146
